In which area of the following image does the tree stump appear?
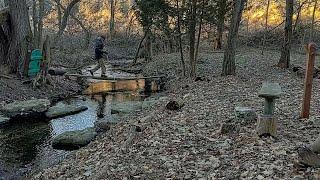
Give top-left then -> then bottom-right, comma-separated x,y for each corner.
256,82 -> 282,137
256,115 -> 277,137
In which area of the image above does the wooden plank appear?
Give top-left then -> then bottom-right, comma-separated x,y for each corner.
0,7 -> 9,24
65,74 -> 164,81
301,43 -> 317,119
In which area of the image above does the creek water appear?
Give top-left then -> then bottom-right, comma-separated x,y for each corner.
0,66 -> 161,179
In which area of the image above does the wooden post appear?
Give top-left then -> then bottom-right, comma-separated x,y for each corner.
301,43 -> 317,119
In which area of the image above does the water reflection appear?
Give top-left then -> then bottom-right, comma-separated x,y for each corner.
0,121 -> 51,177
85,79 -> 161,95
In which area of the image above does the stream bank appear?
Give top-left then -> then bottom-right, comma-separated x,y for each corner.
33,48 -> 320,179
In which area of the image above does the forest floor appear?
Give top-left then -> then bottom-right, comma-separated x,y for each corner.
30,46 -> 320,179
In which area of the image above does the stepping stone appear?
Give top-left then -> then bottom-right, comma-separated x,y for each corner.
45,104 -> 88,119
52,127 -> 97,150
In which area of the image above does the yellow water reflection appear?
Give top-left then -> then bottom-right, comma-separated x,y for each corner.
85,79 -> 160,95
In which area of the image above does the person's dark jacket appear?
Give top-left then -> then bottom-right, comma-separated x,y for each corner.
94,38 -> 106,60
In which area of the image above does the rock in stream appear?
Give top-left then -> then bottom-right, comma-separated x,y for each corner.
52,127 -> 97,150
1,99 -> 51,119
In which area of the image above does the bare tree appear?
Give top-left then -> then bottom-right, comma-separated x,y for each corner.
56,0 -> 81,39
278,0 -> 293,69
222,0 -> 247,76
53,0 -> 91,48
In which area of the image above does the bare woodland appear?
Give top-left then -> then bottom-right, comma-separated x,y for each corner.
1,0 -> 320,179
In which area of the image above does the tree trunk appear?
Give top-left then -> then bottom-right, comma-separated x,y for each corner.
261,0 -> 270,55
57,0 -> 62,30
32,0 -> 38,47
293,1 -> 307,33
56,0 -> 81,39
189,0 -> 197,78
176,0 -> 186,76
278,0 -> 293,69
0,11 -> 9,66
7,0 -> 33,75
216,0 -> 227,50
37,0 -> 44,47
133,32 -> 147,64
222,0 -> 246,76
109,0 -> 115,38
195,0 -> 205,62
144,29 -> 152,62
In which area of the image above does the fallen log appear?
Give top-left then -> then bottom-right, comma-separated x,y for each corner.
48,68 -> 67,76
65,74 -> 164,81
0,74 -> 13,79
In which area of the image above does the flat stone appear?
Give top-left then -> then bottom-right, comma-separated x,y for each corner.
1,99 -> 51,119
258,82 -> 282,99
52,127 -> 97,150
235,107 -> 257,125
45,104 -> 88,119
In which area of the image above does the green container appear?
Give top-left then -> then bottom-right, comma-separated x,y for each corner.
28,49 -> 42,77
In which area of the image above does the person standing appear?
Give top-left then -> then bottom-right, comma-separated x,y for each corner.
90,35 -> 108,77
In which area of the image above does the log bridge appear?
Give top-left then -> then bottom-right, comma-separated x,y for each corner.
65,74 -> 165,81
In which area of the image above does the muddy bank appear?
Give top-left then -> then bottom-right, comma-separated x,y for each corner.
0,76 -> 82,105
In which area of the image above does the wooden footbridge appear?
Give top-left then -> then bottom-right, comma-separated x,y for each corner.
65,74 -> 164,81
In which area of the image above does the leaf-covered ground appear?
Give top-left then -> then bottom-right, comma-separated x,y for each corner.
32,47 -> 320,179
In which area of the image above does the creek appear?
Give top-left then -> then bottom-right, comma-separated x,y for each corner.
0,66 -> 162,179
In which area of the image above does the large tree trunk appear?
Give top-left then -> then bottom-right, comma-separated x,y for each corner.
109,0 -> 115,38
222,0 -> 246,76
278,0 -> 293,69
7,0 -> 33,75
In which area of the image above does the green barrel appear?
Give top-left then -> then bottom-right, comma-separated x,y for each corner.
28,49 -> 42,77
